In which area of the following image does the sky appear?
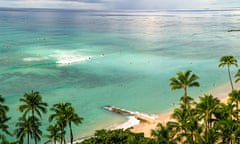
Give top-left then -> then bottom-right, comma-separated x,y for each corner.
0,0 -> 239,10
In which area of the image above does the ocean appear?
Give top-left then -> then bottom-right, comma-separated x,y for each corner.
1,8 -> 240,142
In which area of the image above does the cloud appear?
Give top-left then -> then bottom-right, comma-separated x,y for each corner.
108,0 -> 218,9
0,0 -> 106,9
0,0 -> 239,9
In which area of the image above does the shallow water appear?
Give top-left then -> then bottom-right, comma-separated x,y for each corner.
1,8 -> 240,142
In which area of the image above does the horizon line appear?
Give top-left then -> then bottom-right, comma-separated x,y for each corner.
0,6 -> 240,12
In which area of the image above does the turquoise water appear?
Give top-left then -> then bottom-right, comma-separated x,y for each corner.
1,8 -> 240,142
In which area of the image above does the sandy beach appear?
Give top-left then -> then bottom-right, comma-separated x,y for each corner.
131,111 -> 173,137
130,82 -> 235,137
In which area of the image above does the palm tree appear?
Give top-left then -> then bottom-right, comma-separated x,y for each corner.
0,95 -> 9,117
167,107 -> 190,143
170,70 -> 200,108
0,95 -> 11,141
19,90 -> 48,119
49,103 -> 68,144
215,119 -> 240,144
200,128 -> 219,144
19,90 -> 48,144
44,124 -> 62,144
195,94 -> 220,143
15,116 -> 42,144
64,104 -> 83,144
151,123 -> 176,144
215,103 -> 233,122
218,55 -> 238,90
15,116 -> 33,144
0,116 -> 11,141
196,94 -> 220,128
49,102 -> 83,144
31,116 -> 42,144
234,69 -> 240,84
229,90 -> 240,120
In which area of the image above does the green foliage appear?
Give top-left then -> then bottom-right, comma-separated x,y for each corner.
0,95 -> 11,143
49,102 -> 83,144
218,55 -> 238,68
151,92 -> 240,144
170,70 -> 200,109
196,94 -> 220,128
219,55 -> 238,90
79,129 -> 155,144
234,69 -> 240,83
15,116 -> 33,144
44,124 -> 63,144
151,123 -> 177,144
215,119 -> 240,143
19,90 -> 48,119
152,63 -> 240,144
17,90 -> 48,144
229,90 -> 240,120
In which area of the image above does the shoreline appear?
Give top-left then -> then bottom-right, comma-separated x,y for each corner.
130,82 -> 235,137
131,110 -> 173,137
73,82 -> 234,142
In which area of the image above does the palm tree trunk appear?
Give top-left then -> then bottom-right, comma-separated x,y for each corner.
237,101 -> 239,120
69,122 -> 74,144
60,128 -> 64,144
32,110 -> 37,144
184,86 -> 187,109
204,119 -> 209,143
63,127 -> 66,144
228,66 -> 234,90
27,133 -> 30,144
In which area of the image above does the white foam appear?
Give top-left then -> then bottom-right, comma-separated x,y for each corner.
132,111 -> 157,120
104,105 -> 157,129
23,50 -> 93,66
51,50 -> 92,65
114,116 -> 140,130
68,116 -> 140,144
56,56 -> 91,64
